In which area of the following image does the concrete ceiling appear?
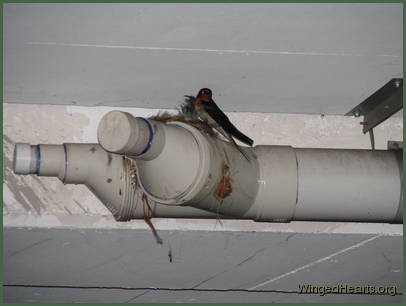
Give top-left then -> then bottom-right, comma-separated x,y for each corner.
4,228 -> 403,302
4,3 -> 402,115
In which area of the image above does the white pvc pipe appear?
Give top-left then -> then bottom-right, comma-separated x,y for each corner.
97,111 -> 402,224
13,111 -> 403,224
294,148 -> 402,223
13,143 -> 220,220
97,111 -> 259,213
249,146 -> 298,222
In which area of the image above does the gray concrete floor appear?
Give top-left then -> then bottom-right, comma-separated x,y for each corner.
3,227 -> 403,302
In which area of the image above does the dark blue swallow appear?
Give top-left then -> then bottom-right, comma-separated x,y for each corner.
193,88 -> 253,160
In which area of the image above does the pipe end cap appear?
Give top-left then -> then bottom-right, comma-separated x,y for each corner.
98,111 -> 133,153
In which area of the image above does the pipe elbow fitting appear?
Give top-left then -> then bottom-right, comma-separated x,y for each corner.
97,111 -> 259,212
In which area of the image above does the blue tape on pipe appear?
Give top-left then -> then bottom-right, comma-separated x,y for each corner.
134,117 -> 154,156
63,143 -> 68,182
35,145 -> 41,175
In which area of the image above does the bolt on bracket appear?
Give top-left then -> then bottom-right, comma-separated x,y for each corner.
346,78 -> 403,134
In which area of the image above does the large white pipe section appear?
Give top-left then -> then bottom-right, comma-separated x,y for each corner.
97,111 -> 403,224
294,149 -> 402,222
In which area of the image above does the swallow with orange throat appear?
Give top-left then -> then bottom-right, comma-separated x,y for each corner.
193,88 -> 254,160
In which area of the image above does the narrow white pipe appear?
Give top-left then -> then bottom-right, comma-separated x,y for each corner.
13,143 -> 220,220
97,111 -> 165,161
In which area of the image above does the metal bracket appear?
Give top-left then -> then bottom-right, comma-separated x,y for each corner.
346,78 -> 403,134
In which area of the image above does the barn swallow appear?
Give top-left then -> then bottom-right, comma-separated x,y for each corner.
193,88 -> 253,160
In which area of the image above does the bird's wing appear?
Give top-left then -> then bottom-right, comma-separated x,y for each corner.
202,99 -> 231,125
202,100 -> 254,146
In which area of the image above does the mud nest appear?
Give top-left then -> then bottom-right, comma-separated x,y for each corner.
213,164 -> 232,200
149,113 -> 217,137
